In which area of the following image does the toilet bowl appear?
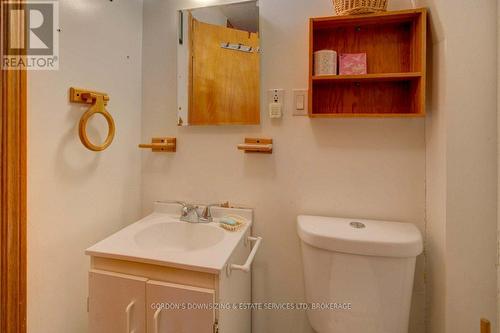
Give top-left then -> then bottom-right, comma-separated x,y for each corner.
297,215 -> 423,333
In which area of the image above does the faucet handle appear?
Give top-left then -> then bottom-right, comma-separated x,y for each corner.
181,203 -> 199,218
201,204 -> 219,222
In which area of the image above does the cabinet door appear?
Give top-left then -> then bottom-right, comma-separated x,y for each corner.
89,269 -> 147,333
146,280 -> 215,333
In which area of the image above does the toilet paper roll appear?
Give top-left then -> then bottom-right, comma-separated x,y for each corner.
314,50 -> 337,76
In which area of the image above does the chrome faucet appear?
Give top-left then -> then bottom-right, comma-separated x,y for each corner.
158,201 -> 213,223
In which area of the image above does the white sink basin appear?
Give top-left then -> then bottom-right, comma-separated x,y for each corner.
86,202 -> 253,273
134,222 -> 225,252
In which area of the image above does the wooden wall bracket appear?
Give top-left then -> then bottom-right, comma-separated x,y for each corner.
481,319 -> 491,333
70,87 -> 110,105
139,137 -> 177,152
237,138 -> 273,154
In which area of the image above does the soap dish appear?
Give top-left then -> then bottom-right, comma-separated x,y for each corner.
220,222 -> 243,232
219,215 -> 246,232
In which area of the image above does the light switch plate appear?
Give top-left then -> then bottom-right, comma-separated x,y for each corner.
293,90 -> 308,116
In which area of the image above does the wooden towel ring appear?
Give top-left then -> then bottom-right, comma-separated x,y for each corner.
70,88 -> 115,152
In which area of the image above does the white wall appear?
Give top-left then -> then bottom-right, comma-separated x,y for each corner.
424,0 -> 498,332
445,0 -> 497,327
27,0 -> 143,332
142,1 -> 426,332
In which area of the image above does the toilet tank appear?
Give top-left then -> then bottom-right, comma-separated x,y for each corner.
297,216 -> 423,333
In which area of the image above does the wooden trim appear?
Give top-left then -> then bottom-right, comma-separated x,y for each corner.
310,8 -> 426,25
188,12 -> 194,125
1,0 -> 28,332
308,18 -> 314,116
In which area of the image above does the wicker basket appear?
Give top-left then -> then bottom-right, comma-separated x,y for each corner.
333,0 -> 388,16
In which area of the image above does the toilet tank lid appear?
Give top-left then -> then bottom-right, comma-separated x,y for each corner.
297,215 -> 423,258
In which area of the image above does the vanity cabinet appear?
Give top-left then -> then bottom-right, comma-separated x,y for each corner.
86,203 -> 256,333
87,234 -> 252,333
89,270 -> 217,333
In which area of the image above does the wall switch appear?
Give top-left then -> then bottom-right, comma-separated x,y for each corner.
268,89 -> 284,118
293,90 -> 308,116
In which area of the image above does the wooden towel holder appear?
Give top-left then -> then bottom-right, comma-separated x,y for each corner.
238,138 -> 273,154
69,87 -> 115,152
139,137 -> 177,152
481,319 -> 491,333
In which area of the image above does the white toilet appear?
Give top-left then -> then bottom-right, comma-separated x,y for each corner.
297,215 -> 423,333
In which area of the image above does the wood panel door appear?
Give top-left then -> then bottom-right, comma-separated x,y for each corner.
89,270 -> 147,333
189,16 -> 260,125
146,280 -> 215,333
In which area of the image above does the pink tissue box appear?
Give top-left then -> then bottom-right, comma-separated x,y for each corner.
339,53 -> 367,75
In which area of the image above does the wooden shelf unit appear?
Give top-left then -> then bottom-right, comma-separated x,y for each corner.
309,8 -> 427,117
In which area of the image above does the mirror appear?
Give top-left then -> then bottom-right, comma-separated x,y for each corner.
177,1 -> 260,126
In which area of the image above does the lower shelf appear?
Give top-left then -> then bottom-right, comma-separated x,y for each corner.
310,78 -> 424,117
310,113 -> 424,118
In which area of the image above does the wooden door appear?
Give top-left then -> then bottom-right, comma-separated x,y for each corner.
146,280 -> 215,333
89,270 -> 147,333
189,16 -> 260,125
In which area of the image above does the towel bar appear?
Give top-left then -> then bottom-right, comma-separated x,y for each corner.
227,236 -> 263,276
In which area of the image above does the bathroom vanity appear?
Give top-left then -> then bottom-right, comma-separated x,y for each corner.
86,202 -> 258,333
